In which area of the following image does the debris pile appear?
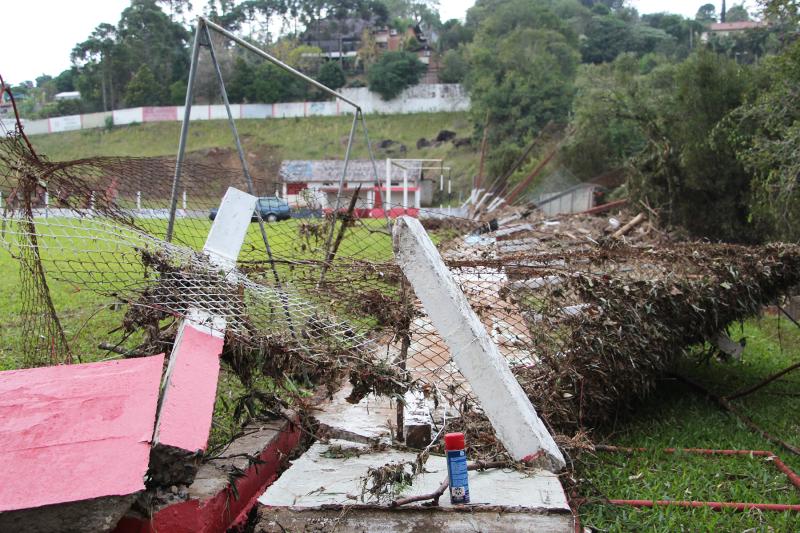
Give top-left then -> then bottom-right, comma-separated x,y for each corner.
3,116 -> 799,467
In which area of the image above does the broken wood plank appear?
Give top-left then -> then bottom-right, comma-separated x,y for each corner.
612,213 -> 646,239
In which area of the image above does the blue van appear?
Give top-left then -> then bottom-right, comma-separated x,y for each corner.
209,196 -> 291,222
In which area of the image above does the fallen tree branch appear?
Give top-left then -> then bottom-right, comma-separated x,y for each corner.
725,361 -> 800,401
672,373 -> 800,456
777,304 -> 800,331
578,198 -> 628,216
98,342 -> 147,358
612,213 -> 646,239
389,461 -> 512,508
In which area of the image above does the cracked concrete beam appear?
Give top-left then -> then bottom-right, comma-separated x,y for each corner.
392,216 -> 565,471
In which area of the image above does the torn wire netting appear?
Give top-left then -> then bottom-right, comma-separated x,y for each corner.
3,114 -> 800,462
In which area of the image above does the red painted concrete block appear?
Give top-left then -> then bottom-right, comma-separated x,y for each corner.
115,419 -> 302,533
0,355 -> 164,512
154,323 -> 224,452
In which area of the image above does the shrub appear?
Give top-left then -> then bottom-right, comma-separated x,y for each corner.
367,51 -> 426,100
317,61 -> 346,91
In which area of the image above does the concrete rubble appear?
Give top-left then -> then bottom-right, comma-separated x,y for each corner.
256,390 -> 574,532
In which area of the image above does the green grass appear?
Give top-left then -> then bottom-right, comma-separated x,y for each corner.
0,213 -> 398,370
577,315 -> 800,531
29,112 -> 478,198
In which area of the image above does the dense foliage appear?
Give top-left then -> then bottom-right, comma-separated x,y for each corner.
457,0 -> 800,242
367,51 -> 427,100
11,0 -> 800,242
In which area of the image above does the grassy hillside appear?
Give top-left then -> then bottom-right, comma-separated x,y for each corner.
30,112 -> 478,199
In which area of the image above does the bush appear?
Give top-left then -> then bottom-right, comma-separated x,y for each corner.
367,51 -> 427,101
439,49 -> 468,84
317,61 -> 346,91
169,80 -> 187,105
124,65 -> 162,107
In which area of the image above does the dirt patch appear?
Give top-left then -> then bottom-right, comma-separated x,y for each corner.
186,144 -> 282,195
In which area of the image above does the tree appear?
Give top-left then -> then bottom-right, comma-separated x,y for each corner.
464,0 -> 581,176
627,50 -> 755,241
726,4 -> 751,21
438,19 -> 473,52
124,65 -> 162,107
116,0 -> 190,91
72,23 -> 119,111
561,54 -> 646,180
367,51 -> 426,100
438,48 -> 468,83
227,56 -> 308,102
227,57 -> 256,102
581,14 -> 633,63
759,0 -> 800,21
695,3 -> 718,23
156,0 -> 194,20
723,38 -> 800,240
357,28 -> 380,73
642,13 -> 703,59
317,61 -> 346,89
382,0 -> 442,27
54,69 -> 77,93
70,0 -> 189,111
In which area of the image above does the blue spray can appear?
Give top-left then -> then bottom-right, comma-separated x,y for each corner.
445,432 -> 470,504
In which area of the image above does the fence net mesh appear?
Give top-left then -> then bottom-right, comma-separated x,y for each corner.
3,113 -> 800,460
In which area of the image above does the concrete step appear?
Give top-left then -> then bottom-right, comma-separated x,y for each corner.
256,441 -> 573,532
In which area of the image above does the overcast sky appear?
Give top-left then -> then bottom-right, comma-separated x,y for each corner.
3,1 -> 759,85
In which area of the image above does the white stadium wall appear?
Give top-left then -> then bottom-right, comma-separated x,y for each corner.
21,84 -> 470,136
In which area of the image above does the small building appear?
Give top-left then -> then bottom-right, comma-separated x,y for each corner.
701,21 -> 769,42
54,91 -> 81,101
279,159 -> 436,215
373,24 -> 433,65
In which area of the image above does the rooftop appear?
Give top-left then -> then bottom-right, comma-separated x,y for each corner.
709,21 -> 769,31
280,160 -> 386,183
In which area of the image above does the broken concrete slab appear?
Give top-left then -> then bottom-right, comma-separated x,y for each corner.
402,389 -> 433,449
202,187 -> 259,272
0,355 -> 164,531
315,383 -> 396,445
393,216 -> 565,470
495,223 -> 533,239
115,418 -> 302,533
497,237 -> 541,254
152,187 -> 256,485
1,495 -> 137,533
261,442 -> 569,509
256,507 -> 572,532
151,323 -> 224,486
257,442 -> 572,532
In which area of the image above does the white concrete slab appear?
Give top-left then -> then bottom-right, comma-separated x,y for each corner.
152,187 -> 256,477
314,384 -> 396,445
392,216 -> 565,470
203,187 -> 258,271
259,442 -> 570,511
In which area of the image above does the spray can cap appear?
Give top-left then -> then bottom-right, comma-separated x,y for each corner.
444,432 -> 465,450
